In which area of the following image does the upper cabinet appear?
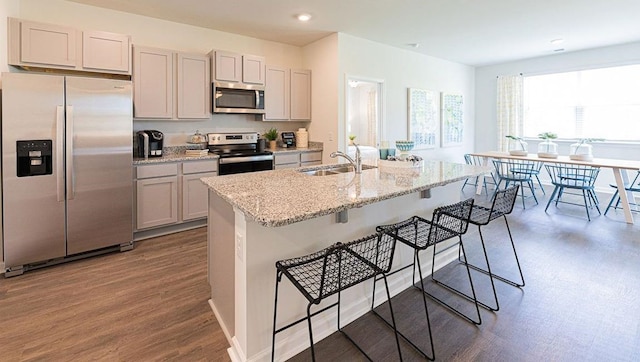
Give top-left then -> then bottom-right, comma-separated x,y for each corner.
133,46 -> 210,120
264,67 -> 311,121
8,18 -> 131,75
211,50 -> 265,85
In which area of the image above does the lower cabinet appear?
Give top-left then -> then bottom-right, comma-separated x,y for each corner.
134,160 -> 217,237
274,150 -> 322,169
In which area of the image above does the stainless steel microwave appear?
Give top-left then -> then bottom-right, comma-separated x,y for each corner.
212,81 -> 265,114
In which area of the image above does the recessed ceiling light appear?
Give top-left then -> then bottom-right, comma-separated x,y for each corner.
408,43 -> 420,48
297,13 -> 311,22
553,48 -> 565,52
550,38 -> 564,45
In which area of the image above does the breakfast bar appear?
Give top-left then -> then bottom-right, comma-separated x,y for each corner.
201,161 -> 487,361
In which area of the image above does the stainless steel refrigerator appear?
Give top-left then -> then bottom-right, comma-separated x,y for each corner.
1,72 -> 133,276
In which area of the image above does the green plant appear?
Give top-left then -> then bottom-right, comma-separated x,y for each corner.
348,135 -> 356,141
537,132 -> 558,140
572,138 -> 605,154
505,135 -> 526,150
264,128 -> 278,141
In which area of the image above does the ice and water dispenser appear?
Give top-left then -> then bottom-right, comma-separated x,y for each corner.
16,140 -> 53,177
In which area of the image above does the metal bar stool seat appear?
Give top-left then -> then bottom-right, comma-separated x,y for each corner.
545,164 -> 601,221
492,159 -> 539,208
271,233 -> 402,362
459,185 -> 525,311
605,170 -> 640,215
370,198 -> 476,361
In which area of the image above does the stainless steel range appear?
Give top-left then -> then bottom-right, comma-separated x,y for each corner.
208,132 -> 274,175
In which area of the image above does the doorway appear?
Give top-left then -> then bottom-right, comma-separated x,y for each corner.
346,77 -> 383,148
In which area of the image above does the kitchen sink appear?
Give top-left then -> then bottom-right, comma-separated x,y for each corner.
301,164 -> 376,176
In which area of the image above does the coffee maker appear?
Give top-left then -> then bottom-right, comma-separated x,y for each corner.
137,130 -> 164,158
281,132 -> 296,148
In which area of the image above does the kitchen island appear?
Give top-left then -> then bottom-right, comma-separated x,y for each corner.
201,161 -> 487,362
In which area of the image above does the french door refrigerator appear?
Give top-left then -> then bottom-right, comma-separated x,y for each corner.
1,72 -> 133,276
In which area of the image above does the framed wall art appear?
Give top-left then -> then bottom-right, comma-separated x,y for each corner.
407,88 -> 438,149
441,92 -> 464,147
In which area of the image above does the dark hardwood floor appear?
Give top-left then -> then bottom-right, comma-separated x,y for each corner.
1,186 -> 638,361
289,188 -> 640,361
0,228 -> 230,361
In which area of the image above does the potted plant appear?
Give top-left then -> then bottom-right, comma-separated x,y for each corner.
506,135 -> 528,156
348,135 -> 356,145
537,132 -> 558,158
264,128 -> 279,149
569,138 -> 604,161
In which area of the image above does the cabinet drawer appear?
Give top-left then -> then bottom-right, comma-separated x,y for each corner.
183,160 -> 218,174
274,153 -> 300,165
301,152 -> 322,163
136,163 -> 178,179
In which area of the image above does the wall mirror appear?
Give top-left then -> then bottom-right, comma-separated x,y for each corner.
346,77 -> 384,149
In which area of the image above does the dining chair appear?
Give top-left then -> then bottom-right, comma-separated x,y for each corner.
492,159 -> 539,208
271,233 -> 402,362
544,164 -> 601,221
604,170 -> 640,215
461,154 -> 497,195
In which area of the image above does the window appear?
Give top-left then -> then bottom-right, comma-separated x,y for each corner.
523,64 -> 640,141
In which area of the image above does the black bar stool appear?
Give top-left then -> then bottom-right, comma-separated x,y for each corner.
371,198 -> 475,361
271,232 -> 402,362
459,185 -> 525,311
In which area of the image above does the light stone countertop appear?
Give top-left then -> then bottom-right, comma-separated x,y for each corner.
133,153 -> 219,165
201,160 -> 489,227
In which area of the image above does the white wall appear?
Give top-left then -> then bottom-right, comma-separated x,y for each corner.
475,41 -> 640,190
337,33 -> 476,162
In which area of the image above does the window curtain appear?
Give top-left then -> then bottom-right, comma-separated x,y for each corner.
496,74 -> 524,151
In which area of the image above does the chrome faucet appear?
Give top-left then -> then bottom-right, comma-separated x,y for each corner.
330,143 -> 362,174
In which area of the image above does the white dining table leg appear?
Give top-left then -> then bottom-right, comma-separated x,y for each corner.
476,156 -> 490,195
612,167 -> 634,224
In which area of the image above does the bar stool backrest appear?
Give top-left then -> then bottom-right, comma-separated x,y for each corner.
431,198 -> 474,240
493,185 -> 520,216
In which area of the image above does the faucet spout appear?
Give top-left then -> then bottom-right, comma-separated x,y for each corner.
330,143 -> 362,174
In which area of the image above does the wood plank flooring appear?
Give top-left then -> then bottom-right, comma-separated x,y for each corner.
1,186 -> 639,361
0,228 -> 230,361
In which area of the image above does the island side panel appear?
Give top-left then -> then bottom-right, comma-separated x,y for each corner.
208,190 -> 236,341
241,183 -> 463,361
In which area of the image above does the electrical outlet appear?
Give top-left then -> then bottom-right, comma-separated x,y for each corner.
236,233 -> 244,261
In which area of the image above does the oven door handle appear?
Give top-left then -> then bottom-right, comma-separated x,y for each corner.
219,155 -> 274,164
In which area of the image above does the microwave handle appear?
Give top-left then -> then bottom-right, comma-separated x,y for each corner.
255,90 -> 261,109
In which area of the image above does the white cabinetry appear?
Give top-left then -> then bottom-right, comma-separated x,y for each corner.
135,160 -> 218,236
211,50 -> 265,85
133,46 -> 210,119
8,18 -> 131,74
136,164 -> 179,230
274,151 -> 322,170
264,67 -> 311,121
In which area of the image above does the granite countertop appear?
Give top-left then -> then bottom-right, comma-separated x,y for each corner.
133,153 -> 219,165
201,161 -> 489,227
269,143 -> 323,154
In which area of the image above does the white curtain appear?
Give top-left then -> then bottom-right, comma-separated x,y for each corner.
496,74 -> 524,151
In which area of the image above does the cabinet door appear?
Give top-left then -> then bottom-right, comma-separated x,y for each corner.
264,66 -> 290,120
291,69 -> 312,120
182,172 -> 217,221
177,53 -> 211,119
136,176 -> 178,230
20,20 -> 77,67
214,51 -> 242,82
82,30 -> 130,73
242,54 -> 265,84
133,46 -> 174,118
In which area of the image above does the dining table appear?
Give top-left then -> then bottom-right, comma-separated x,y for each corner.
469,151 -> 640,224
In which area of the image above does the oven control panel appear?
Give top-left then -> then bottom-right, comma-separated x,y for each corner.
208,132 -> 259,145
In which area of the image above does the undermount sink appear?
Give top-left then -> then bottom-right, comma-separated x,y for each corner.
301,164 -> 376,176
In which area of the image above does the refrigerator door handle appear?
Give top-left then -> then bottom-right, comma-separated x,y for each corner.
56,106 -> 65,202
66,105 -> 75,200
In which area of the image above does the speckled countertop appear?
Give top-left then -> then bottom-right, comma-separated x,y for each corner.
201,161 -> 489,227
133,142 -> 323,165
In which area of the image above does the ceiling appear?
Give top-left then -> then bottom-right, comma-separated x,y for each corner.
68,0 -> 640,66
